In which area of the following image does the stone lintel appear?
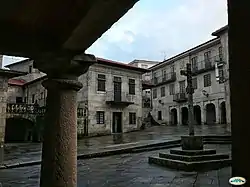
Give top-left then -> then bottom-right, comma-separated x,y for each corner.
181,136 -> 204,150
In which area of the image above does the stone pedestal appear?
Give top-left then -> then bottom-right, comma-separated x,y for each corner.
181,136 -> 203,150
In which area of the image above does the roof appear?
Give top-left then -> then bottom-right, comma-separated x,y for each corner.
5,59 -> 32,68
212,25 -> 229,36
96,58 -> 150,73
0,69 -> 27,78
8,57 -> 149,87
128,59 -> 159,65
149,37 -> 221,70
8,79 -> 26,86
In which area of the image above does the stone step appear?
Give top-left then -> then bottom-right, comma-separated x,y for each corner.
204,140 -> 231,144
170,149 -> 216,156
159,152 -> 229,162
148,156 -> 232,172
203,135 -> 231,139
131,143 -> 180,153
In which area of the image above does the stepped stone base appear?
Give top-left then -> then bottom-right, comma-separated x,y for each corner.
148,136 -> 231,171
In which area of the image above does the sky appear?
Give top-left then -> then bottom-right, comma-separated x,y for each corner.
3,0 -> 228,67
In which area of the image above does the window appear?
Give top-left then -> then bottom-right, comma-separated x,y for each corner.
77,108 -> 84,117
161,87 -> 165,97
219,69 -> 224,83
170,65 -> 175,73
97,74 -> 106,92
32,94 -> 35,103
24,97 -> 27,103
16,97 -> 23,103
96,111 -> 105,124
191,56 -> 198,71
158,111 -> 162,120
169,84 -> 175,95
129,113 -> 136,124
219,46 -> 223,60
204,51 -> 212,68
28,65 -> 33,73
162,70 -> 167,80
153,72 -> 158,84
153,89 -> 157,99
179,81 -> 186,93
204,74 -> 211,87
40,92 -> 44,100
192,78 -> 198,89
129,79 -> 135,95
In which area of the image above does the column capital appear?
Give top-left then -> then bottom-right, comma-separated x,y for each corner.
34,53 -> 96,78
42,78 -> 83,91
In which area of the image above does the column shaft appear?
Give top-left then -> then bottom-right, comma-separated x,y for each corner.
40,78 -> 82,187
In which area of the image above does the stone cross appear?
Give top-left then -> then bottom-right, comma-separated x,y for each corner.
180,63 -> 195,136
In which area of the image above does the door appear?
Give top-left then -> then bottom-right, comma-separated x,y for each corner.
114,77 -> 122,101
112,112 -> 122,133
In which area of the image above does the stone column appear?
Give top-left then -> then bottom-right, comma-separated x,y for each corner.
39,76 -> 82,187
35,54 -> 96,187
215,101 -> 220,124
228,0 -> 250,180
202,103 -> 206,125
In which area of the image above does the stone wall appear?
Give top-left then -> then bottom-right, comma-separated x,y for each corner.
151,39 -> 227,125
77,64 -> 143,136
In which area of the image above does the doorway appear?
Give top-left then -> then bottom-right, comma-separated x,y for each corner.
206,103 -> 216,124
112,112 -> 122,133
170,108 -> 178,125
194,105 -> 202,125
181,107 -> 188,125
220,102 -> 227,124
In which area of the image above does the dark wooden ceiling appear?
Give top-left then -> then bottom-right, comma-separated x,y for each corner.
0,0 -> 139,58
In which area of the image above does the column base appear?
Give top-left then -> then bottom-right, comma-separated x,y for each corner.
181,136 -> 204,150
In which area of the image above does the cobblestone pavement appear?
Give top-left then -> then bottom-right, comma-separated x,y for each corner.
4,125 -> 230,164
0,144 -> 231,187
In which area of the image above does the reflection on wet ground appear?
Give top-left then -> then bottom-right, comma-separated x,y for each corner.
3,125 -> 230,164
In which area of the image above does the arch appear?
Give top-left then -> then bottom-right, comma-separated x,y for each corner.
206,103 -> 216,125
220,101 -> 227,124
170,108 -> 178,125
181,107 -> 188,125
5,117 -> 34,143
194,105 -> 202,125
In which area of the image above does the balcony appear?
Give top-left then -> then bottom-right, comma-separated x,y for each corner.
152,72 -> 176,86
173,93 -> 188,103
106,91 -> 134,107
192,55 -> 225,75
6,103 -> 46,115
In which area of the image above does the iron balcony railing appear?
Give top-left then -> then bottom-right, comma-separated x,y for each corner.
106,91 -> 135,104
6,103 -> 46,115
192,55 -> 224,75
152,72 -> 176,86
173,93 -> 188,103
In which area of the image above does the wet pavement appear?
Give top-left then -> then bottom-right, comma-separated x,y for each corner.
0,144 -> 231,187
3,125 -> 230,165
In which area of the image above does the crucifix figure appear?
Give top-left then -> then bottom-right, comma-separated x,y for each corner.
180,63 -> 195,136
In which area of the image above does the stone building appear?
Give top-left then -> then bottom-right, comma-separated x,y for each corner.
128,60 -> 159,121
149,26 -> 229,128
3,57 -> 148,141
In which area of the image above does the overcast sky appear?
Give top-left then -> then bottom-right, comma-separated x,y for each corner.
3,0 -> 228,67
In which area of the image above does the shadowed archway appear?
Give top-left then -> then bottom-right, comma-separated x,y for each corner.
194,105 -> 202,125
206,103 -> 216,125
220,102 -> 227,124
170,108 -> 178,125
181,107 -> 188,125
5,118 -> 34,143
